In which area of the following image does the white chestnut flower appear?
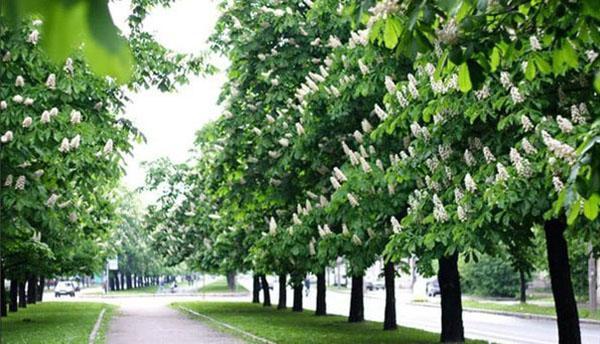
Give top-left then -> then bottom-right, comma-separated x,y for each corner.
495,163 -> 509,182
70,110 -> 82,124
529,36 -> 542,51
59,138 -> 70,152
359,156 -> 371,173
69,135 -> 81,149
64,58 -> 74,74
278,138 -> 289,147
292,213 -> 302,225
40,110 -> 51,123
522,138 -> 537,154
22,116 -> 33,128
361,119 -> 372,133
4,175 -> 13,186
464,173 -> 477,192
103,139 -> 114,154
251,127 -> 262,135
330,176 -> 341,189
570,104 -> 586,124
269,217 -> 277,235
374,104 -> 387,120
457,205 -> 467,222
34,169 -> 44,178
358,59 -> 369,75
500,71 -> 512,89
23,98 -> 34,106
464,149 -> 476,167
32,19 -> 43,26
454,188 -> 464,203
510,148 -> 532,177
436,18 -> 458,44
27,30 -> 39,44
328,35 -> 342,48
510,87 -> 524,104
1,131 -> 14,143
432,194 -> 449,223
14,175 -> 26,190
46,74 -> 56,89
208,213 -> 221,220
333,167 -> 347,182
351,234 -> 362,246
295,122 -> 305,135
475,85 -> 490,100
521,115 -> 534,132
12,95 -> 24,103
309,242 -> 316,256
266,114 -> 275,123
390,216 -> 402,234
0,101 -> 7,110
46,194 -> 59,207
353,130 -> 363,144
585,50 -> 598,63
347,193 -> 360,207
552,176 -> 564,192
384,76 -> 396,94
268,150 -> 281,159
541,131 -> 575,163
68,212 -> 78,223
15,75 -> 25,87
556,115 -> 573,133
483,146 -> 496,164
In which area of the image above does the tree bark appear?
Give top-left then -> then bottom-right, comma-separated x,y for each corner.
126,273 -> 132,290
383,262 -> 397,330
27,275 -> 37,304
226,271 -> 236,292
438,252 -> 464,343
519,269 -> 527,304
588,244 -> 597,312
348,275 -> 364,322
0,268 -> 6,317
9,280 -> 18,312
316,271 -> 326,316
260,275 -> 271,307
252,275 -> 260,303
544,217 -> 581,344
18,282 -> 27,308
37,277 -> 45,302
292,284 -> 303,312
277,274 -> 287,309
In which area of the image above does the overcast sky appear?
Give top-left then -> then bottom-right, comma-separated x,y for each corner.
109,0 -> 227,198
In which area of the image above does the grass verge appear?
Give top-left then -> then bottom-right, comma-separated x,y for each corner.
461,300 -> 600,321
174,301 -> 484,344
197,279 -> 248,293
1,301 -> 116,344
87,285 -> 158,296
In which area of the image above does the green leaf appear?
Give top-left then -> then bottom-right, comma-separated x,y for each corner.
3,0 -> 133,83
534,55 -> 551,74
524,60 -> 536,80
458,62 -> 472,92
582,0 -> 600,20
383,17 -> 401,49
594,71 -> 600,93
490,47 -> 500,72
583,194 -> 599,220
566,201 -> 580,225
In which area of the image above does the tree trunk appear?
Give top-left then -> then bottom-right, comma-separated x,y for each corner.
438,252 -> 464,343
519,269 -> 527,304
0,268 -> 6,317
226,272 -> 236,292
18,282 -> 27,308
252,275 -> 260,303
277,274 -> 287,309
544,217 -> 581,344
588,244 -> 597,312
27,275 -> 37,304
292,284 -> 303,312
383,261 -> 397,330
348,275 -> 364,322
9,280 -> 18,312
316,271 -> 326,316
260,275 -> 271,307
126,273 -> 132,290
37,277 -> 45,302
115,272 -> 121,290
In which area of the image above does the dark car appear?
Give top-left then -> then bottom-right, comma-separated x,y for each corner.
426,279 -> 440,297
365,280 -> 385,291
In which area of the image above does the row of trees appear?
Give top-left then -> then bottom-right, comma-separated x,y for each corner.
146,0 -> 598,343
0,0 -> 205,317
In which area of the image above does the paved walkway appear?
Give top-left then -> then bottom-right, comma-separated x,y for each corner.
106,297 -> 243,344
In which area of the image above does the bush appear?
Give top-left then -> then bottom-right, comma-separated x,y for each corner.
461,255 -> 520,298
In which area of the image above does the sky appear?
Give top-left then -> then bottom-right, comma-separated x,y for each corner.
109,0 -> 227,199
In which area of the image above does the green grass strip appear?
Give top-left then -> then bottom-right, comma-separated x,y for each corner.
174,301 -> 485,344
461,300 -> 600,321
1,302 -> 116,344
197,279 -> 248,293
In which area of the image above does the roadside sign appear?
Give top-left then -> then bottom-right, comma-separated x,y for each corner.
108,257 -> 118,270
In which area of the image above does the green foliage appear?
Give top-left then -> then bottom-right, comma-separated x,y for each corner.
461,255 -> 520,298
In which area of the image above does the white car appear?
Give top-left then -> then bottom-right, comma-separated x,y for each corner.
54,281 -> 76,297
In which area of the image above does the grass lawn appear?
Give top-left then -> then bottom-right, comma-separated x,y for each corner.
1,301 -> 116,344
87,285 -> 158,296
197,279 -> 248,293
461,300 -> 600,321
174,301 -> 484,344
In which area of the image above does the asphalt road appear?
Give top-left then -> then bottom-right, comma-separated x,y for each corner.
238,277 -> 600,344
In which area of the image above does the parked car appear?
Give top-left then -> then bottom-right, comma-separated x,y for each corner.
426,279 -> 440,297
365,280 -> 385,291
54,281 -> 76,297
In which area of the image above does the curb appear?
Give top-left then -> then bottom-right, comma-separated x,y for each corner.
178,306 -> 275,344
80,292 -> 250,298
411,302 -> 600,325
88,308 -> 106,344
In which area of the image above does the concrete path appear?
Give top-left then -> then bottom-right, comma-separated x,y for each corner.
106,297 -> 243,344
